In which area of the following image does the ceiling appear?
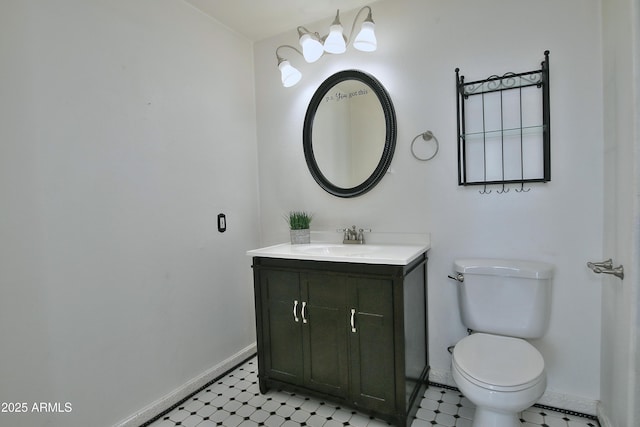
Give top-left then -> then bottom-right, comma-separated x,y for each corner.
183,0 -> 378,41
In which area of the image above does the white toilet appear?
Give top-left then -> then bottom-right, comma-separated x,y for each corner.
450,258 -> 554,427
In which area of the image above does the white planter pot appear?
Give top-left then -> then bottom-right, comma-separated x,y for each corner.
290,229 -> 310,244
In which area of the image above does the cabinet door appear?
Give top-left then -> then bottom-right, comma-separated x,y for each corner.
302,272 -> 349,398
348,277 -> 395,413
260,269 -> 304,386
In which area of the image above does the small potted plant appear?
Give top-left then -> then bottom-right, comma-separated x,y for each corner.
286,211 -> 313,244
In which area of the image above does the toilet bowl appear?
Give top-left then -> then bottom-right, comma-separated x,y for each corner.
452,333 -> 547,427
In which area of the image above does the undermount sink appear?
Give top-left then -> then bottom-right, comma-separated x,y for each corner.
247,241 -> 430,265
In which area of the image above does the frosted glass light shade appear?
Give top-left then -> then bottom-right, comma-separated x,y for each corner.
324,24 -> 346,54
353,21 -> 377,52
279,60 -> 302,87
299,34 -> 324,63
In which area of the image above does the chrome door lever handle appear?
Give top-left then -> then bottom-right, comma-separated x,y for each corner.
587,259 -> 613,270
587,259 -> 624,280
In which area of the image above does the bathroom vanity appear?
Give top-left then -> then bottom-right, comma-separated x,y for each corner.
248,242 -> 429,426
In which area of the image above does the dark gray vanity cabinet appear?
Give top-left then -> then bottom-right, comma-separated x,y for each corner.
257,268 -> 350,398
251,253 -> 429,426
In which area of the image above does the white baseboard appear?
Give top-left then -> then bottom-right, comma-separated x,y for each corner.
596,402 -> 613,427
429,368 -> 598,416
114,343 -> 257,427
429,368 -> 456,388
537,390 -> 597,416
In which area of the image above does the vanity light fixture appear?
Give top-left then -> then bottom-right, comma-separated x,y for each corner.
297,27 -> 324,62
276,45 -> 303,87
276,6 -> 377,87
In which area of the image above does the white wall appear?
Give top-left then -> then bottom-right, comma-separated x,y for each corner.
600,0 -> 640,425
0,1 -> 259,426
254,0 -> 603,412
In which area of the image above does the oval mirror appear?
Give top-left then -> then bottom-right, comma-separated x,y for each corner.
303,70 -> 397,198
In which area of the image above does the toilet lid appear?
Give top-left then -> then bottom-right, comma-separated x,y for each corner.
453,333 -> 545,391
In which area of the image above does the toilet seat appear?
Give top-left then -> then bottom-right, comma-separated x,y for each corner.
452,333 -> 545,392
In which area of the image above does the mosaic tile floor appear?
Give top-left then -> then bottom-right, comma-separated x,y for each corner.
146,357 -> 599,427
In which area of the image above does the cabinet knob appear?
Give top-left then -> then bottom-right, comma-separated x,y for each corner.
301,301 -> 308,324
350,309 -> 357,333
293,300 -> 299,322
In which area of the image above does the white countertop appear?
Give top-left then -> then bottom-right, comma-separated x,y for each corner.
246,241 -> 430,265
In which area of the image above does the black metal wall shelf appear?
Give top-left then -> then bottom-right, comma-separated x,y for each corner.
456,51 -> 550,193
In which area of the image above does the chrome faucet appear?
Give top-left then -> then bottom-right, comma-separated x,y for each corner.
340,225 -> 371,244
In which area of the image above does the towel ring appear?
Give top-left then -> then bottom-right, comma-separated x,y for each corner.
411,131 -> 439,161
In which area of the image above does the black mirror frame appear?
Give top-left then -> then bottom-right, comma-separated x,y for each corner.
303,70 -> 397,198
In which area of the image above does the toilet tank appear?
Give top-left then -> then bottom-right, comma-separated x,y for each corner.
454,258 -> 554,339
